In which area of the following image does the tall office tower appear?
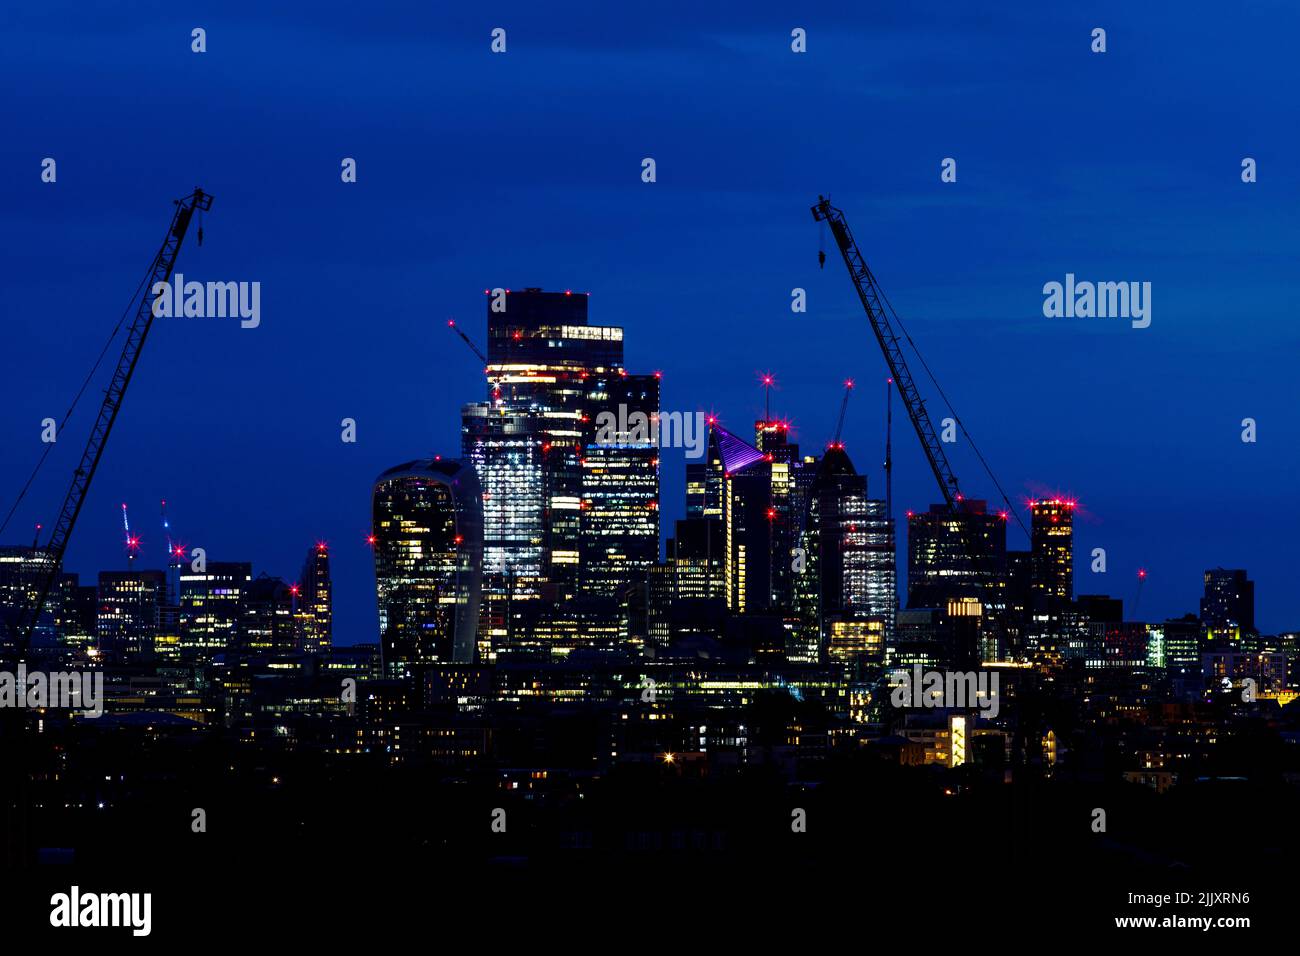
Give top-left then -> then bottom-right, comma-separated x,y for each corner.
461,288 -> 659,649
243,574 -> 297,655
0,546 -> 61,650
580,371 -> 660,600
97,569 -> 167,660
646,562 -> 674,649
461,403 -> 551,599
798,446 -> 895,664
55,574 -> 99,654
1030,498 -> 1075,601
755,418 -> 804,612
725,468 -> 771,614
667,517 -> 725,600
685,424 -> 724,520
907,499 -> 1007,663
648,517 -> 726,649
907,500 -> 1007,609
1200,568 -> 1255,635
713,422 -> 769,614
1003,549 -> 1033,658
372,458 -> 483,672
178,562 -> 252,658
297,542 -> 334,652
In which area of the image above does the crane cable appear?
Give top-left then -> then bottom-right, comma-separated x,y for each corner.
0,266 -> 154,541
874,283 -> 1030,540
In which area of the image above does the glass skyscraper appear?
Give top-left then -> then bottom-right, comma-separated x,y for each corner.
372,458 -> 483,670
460,288 -> 659,654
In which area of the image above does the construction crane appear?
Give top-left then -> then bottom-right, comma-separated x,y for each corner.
7,187 -> 212,655
447,318 -> 501,402
813,196 -> 965,511
884,377 -> 894,525
447,319 -> 488,366
813,193 -> 1036,645
121,502 -> 140,565
160,497 -> 172,561
161,497 -> 182,604
830,378 -> 854,447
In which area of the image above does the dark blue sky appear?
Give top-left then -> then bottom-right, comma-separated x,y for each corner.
2,1 -> 1297,641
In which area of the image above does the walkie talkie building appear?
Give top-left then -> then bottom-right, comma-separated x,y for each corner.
371,459 -> 483,670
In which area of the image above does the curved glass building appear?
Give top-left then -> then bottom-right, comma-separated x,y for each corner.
371,459 -> 482,670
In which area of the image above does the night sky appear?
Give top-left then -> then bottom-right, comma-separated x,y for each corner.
2,1 -> 1296,641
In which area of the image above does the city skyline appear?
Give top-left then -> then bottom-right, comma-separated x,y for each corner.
2,3 -> 1295,935
3,3 -> 1296,639
1,277 -> 1288,643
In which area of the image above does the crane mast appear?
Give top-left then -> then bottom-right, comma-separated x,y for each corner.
831,379 -> 854,447
812,196 -> 963,512
447,319 -> 489,365
9,187 -> 212,655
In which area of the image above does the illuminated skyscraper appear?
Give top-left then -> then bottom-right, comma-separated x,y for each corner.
647,517 -> 726,648
179,562 -> 251,658
907,500 -> 1007,663
99,569 -> 168,660
685,424 -> 724,520
0,546 -> 60,650
461,288 -> 659,650
243,574 -> 297,655
756,418 -> 802,612
297,542 -> 333,652
461,403 -> 552,597
718,424 -> 770,615
55,574 -> 98,654
907,500 -> 1006,610
1030,498 -> 1075,601
580,371 -> 660,600
797,446 -> 895,664
372,458 -> 482,671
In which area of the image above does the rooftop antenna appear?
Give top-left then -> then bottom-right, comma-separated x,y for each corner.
761,372 -> 775,423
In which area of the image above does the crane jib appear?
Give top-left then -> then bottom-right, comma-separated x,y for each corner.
812,194 -> 994,597
8,189 -> 212,657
